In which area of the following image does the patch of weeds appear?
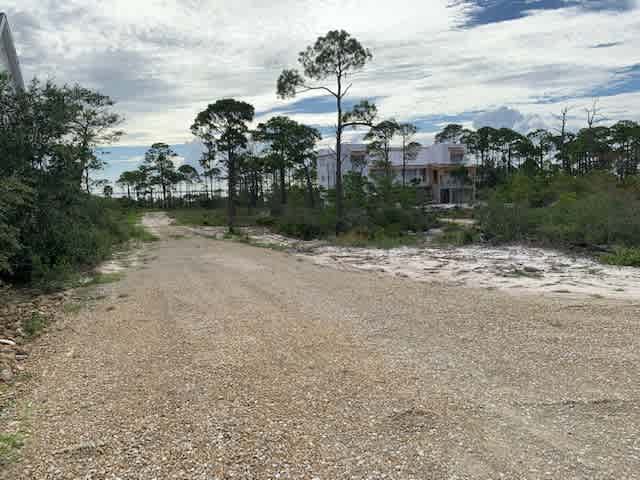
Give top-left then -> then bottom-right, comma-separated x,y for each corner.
250,241 -> 289,252
601,247 -> 640,267
63,303 -> 82,315
125,211 -> 159,243
0,433 -> 24,465
333,230 -> 420,249
434,224 -> 480,246
84,272 -> 124,287
22,312 -> 47,339
169,208 -> 267,228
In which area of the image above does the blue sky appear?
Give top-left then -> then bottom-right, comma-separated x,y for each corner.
4,0 -> 640,187
455,0 -> 637,27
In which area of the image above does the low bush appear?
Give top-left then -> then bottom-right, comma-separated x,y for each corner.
478,173 -> 640,252
275,207 -> 336,240
334,228 -> 419,249
435,224 -> 480,246
1,192 -> 152,285
0,433 -> 23,465
169,208 -> 269,228
601,247 -> 640,267
22,311 -> 47,339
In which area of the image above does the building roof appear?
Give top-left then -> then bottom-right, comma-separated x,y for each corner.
0,12 -> 25,90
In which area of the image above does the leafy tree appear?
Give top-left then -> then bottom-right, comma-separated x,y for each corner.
0,73 -> 133,281
609,120 -> 640,179
289,123 -> 321,208
365,120 -> 399,179
131,168 -> 150,201
103,184 -> 113,198
237,151 -> 265,211
254,116 -> 321,208
191,99 -> 255,232
68,86 -> 124,192
143,143 -> 179,208
117,170 -> 139,199
277,30 -> 376,231
525,129 -> 554,172
435,124 -> 465,144
177,164 -> 201,201
398,123 -> 421,186
254,116 -> 298,206
199,148 -> 220,200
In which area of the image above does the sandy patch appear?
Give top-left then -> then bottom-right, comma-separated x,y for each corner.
299,244 -> 640,300
185,219 -> 640,301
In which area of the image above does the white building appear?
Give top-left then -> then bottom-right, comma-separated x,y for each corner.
0,13 -> 24,90
317,143 -> 477,204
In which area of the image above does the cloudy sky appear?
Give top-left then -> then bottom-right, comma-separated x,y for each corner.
4,0 -> 640,184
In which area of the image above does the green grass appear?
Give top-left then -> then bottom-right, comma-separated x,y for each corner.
22,312 -> 47,339
124,211 -> 159,242
434,224 -> 480,246
63,302 -> 82,315
168,208 -> 267,227
333,230 -> 420,249
0,433 -> 23,465
244,240 -> 290,252
84,272 -> 125,287
601,247 -> 640,267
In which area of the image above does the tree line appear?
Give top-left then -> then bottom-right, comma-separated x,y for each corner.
0,73 -> 138,282
119,29 -> 640,235
4,27 -> 640,280
435,114 -> 640,186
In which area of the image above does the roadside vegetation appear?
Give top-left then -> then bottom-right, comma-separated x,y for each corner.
0,432 -> 23,465
0,73 -> 153,287
4,31 -> 640,271
113,31 -> 640,265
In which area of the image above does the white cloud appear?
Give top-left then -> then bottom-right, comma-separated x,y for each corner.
473,107 -> 548,133
111,155 -> 144,164
4,0 -> 640,146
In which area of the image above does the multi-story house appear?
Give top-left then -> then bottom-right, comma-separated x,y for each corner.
0,13 -> 24,90
317,143 -> 476,204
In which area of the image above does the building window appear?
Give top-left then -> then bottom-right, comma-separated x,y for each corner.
432,170 -> 438,184
450,151 -> 464,163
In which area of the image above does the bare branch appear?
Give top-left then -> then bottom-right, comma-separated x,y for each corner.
342,82 -> 354,98
296,84 -> 339,98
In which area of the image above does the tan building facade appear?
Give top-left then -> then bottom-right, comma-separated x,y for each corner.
317,143 -> 477,204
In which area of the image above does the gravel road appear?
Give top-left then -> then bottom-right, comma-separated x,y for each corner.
5,213 -> 640,479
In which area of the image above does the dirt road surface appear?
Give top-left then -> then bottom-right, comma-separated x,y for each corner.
5,213 -> 640,479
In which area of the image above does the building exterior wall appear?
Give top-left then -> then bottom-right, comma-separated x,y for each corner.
0,14 -> 24,90
317,143 -> 475,204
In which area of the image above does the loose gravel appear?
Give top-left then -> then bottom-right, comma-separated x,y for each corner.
3,213 -> 640,479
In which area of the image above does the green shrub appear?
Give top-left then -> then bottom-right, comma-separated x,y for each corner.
255,215 -> 276,227
335,228 -> 419,249
436,224 -> 479,246
275,208 -> 335,240
478,173 -> 640,252
602,248 -> 640,267
0,433 -> 24,465
477,201 -> 535,242
23,312 -> 47,338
